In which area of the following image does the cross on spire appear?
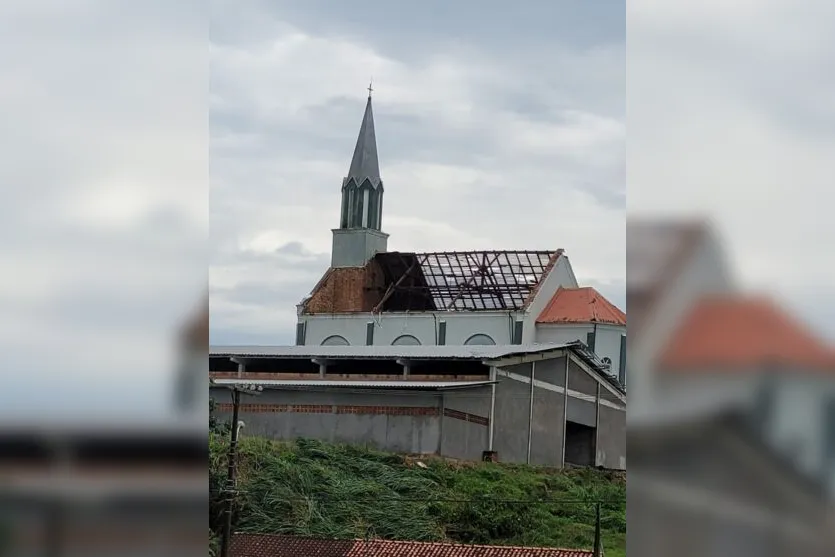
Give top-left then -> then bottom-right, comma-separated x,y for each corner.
367,80 -> 373,98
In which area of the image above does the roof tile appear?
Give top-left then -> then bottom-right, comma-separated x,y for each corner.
230,534 -> 598,557
537,287 -> 626,326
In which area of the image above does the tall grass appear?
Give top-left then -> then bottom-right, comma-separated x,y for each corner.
209,434 -> 625,556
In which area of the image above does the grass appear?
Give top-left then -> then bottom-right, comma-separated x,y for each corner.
210,434 -> 625,557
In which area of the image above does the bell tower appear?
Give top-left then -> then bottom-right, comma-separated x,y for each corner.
331,86 -> 389,268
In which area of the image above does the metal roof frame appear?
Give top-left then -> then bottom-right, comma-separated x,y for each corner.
372,250 -> 559,312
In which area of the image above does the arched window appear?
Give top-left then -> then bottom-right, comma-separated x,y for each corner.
321,335 -> 350,346
392,334 -> 421,346
464,333 -> 496,346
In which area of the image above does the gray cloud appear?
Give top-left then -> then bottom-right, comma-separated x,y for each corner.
0,1 -> 208,419
210,1 -> 626,343
627,0 -> 835,340
211,0 -> 624,61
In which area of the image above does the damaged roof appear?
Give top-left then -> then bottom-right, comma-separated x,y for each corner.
303,249 -> 563,314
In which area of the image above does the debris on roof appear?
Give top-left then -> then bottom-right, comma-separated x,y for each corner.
302,250 -> 562,314
537,287 -> 626,326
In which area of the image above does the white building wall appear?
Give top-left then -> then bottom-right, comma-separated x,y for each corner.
521,255 -> 579,344
767,376 -> 835,495
629,230 -> 735,416
301,311 -> 523,346
656,373 -> 758,413
535,323 -> 626,379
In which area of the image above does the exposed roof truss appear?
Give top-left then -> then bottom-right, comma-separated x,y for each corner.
373,250 -> 558,312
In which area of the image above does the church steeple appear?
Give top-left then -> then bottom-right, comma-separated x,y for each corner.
347,91 -> 381,188
331,87 -> 389,268
339,88 -> 384,231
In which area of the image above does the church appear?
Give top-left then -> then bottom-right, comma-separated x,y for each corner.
295,91 -> 627,384
210,91 -> 626,469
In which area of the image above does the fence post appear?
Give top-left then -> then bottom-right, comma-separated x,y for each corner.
592,501 -> 602,556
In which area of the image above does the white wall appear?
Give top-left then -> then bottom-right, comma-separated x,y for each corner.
521,255 -> 579,344
655,373 -> 758,412
301,310 -> 524,346
629,229 -> 735,415
535,323 -> 626,380
766,376 -> 835,495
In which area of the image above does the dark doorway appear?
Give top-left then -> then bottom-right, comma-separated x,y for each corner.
564,421 -> 596,466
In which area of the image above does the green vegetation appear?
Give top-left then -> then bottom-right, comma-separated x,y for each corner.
210,434 -> 625,556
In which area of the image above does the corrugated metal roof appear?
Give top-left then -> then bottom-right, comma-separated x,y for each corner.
209,343 -> 573,360
211,379 -> 494,390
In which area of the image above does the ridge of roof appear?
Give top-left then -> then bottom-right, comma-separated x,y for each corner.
537,286 -> 626,326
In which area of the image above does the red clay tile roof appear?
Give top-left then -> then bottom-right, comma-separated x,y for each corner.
230,534 -> 598,557
537,287 -> 626,326
659,295 -> 835,371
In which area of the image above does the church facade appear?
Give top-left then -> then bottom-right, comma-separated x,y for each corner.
295,92 -> 626,383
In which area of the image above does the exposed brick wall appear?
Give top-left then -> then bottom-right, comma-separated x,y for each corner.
216,403 -> 489,426
338,405 -> 438,416
443,408 -> 489,427
303,261 -> 386,314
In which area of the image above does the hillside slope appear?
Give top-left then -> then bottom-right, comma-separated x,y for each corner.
210,435 -> 626,556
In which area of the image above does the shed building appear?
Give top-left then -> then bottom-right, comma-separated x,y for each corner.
210,342 -> 626,469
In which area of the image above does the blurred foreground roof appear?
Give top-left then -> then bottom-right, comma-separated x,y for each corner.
659,295 -> 835,371
626,219 -> 710,334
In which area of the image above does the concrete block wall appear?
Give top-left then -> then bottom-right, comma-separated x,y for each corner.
597,404 -> 626,469
210,354 -> 626,469
212,389 -> 442,455
440,387 -> 491,461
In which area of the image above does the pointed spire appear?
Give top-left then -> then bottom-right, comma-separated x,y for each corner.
346,91 -> 381,188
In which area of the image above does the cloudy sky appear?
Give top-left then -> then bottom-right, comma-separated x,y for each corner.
3,0 -> 832,419
210,0 -> 627,345
629,0 -> 835,339
0,1 -> 208,420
